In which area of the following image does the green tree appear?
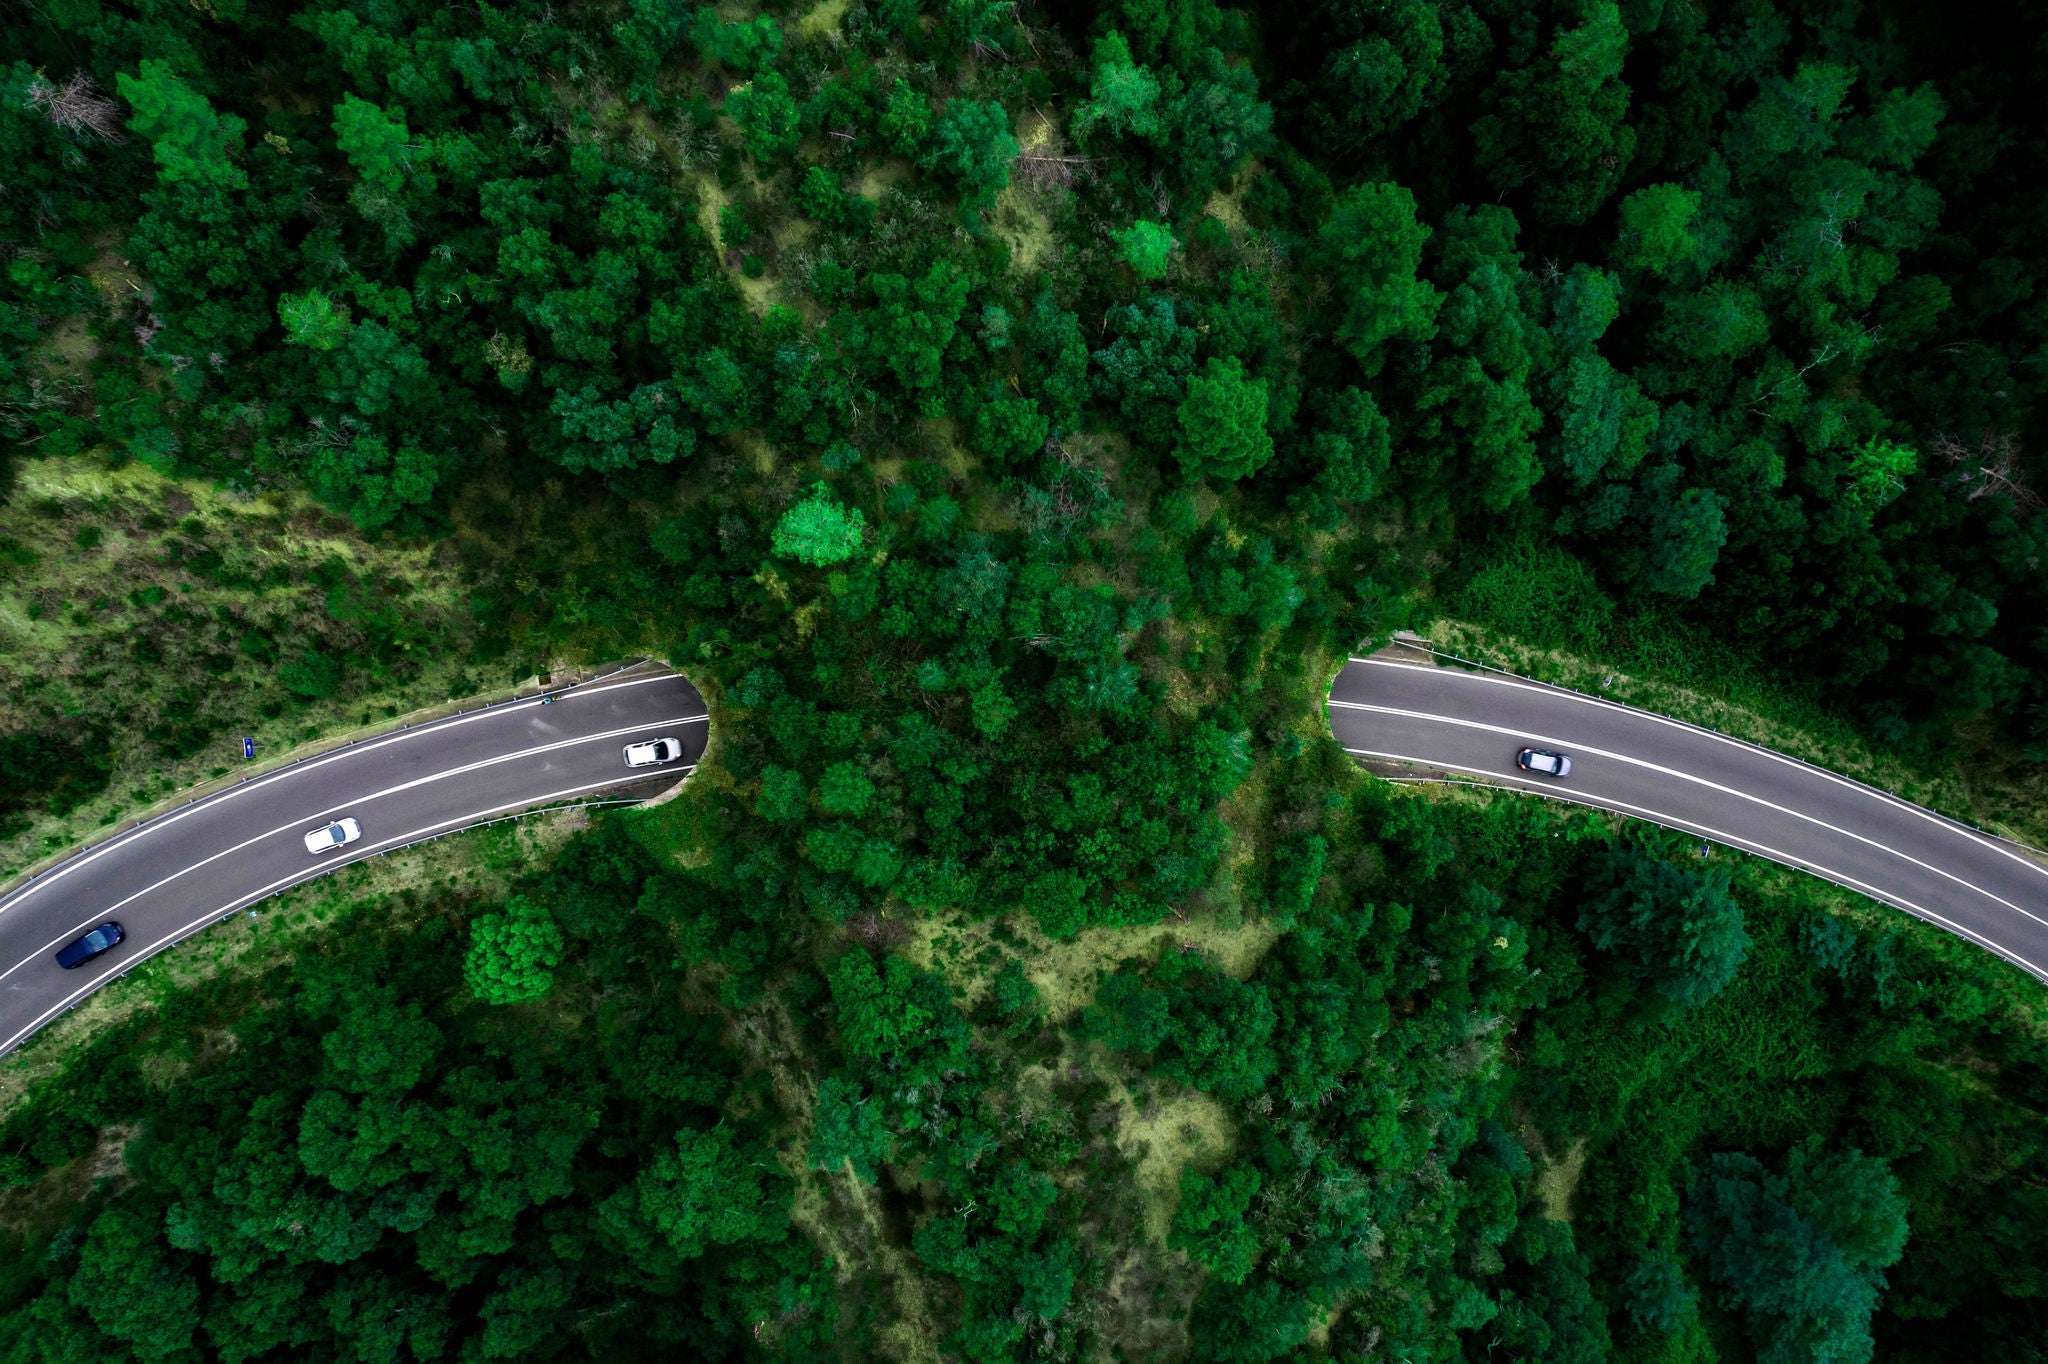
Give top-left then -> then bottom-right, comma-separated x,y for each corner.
972,394 -> 1050,466
547,383 -> 696,473
1621,1252 -> 1697,1335
1170,51 -> 1275,198
1471,0 -> 1635,224
1072,31 -> 1163,142
1093,294 -> 1199,448
691,11 -> 782,72
757,764 -> 808,822
117,59 -> 247,191
865,261 -> 972,400
808,1075 -> 892,1182
331,93 -> 412,193
1578,846 -> 1748,1005
1658,281 -> 1771,360
70,1205 -> 199,1359
1634,469 -> 1730,598
634,1125 -> 786,1258
774,484 -> 867,565
1550,354 -> 1658,487
1320,182 -> 1441,373
1686,1140 -> 1908,1364
1841,437 -> 1916,513
1170,1165 -> 1262,1284
1616,183 -> 1704,278
817,760 -> 876,816
1312,386 -> 1392,502
920,99 -> 1017,208
826,951 -> 968,1076
728,71 -> 801,161
1187,1274 -> 1314,1363
277,291 -> 352,351
464,895 -> 566,1004
307,433 -> 439,531
879,78 -> 932,156
1116,220 -> 1176,280
1549,264 -> 1623,352
1300,0 -> 1448,149
1175,357 -> 1273,482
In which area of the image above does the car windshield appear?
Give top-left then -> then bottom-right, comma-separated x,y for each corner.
329,824 -> 345,839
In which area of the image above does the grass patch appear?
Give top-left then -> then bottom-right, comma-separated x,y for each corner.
0,454 -> 514,879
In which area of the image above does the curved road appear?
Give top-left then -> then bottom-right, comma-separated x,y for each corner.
1331,652 -> 2048,985
0,668 -> 707,1054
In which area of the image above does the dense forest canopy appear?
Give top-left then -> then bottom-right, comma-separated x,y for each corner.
3,0 -> 2048,1359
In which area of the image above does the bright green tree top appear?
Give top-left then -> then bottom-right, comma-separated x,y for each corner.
277,290 -> 352,351
1116,220 -> 1176,280
117,59 -> 247,191
773,483 -> 867,565
332,93 -> 412,192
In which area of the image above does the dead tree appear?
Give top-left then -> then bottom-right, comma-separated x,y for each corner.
1936,430 -> 2042,515
28,72 -> 125,142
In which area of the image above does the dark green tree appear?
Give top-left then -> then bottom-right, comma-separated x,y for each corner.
1578,845 -> 1747,1005
1686,1140 -> 1909,1364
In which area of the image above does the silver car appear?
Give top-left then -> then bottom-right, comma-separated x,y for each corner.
303,817 -> 363,854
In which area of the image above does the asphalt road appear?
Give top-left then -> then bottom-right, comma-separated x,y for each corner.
1330,654 -> 2048,985
0,668 -> 707,1054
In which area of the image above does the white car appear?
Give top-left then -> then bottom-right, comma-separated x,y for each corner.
303,817 -> 363,855
1516,748 -> 1573,778
624,737 -> 684,769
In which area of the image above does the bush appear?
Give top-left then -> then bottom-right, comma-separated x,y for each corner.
277,649 -> 342,699
1453,541 -> 1614,650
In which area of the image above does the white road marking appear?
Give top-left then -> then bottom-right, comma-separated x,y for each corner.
1332,700 -> 2048,938
1350,748 -> 2048,984
1,773 -> 653,1054
0,689 -> 706,916
1345,656 -> 2048,882
0,713 -> 704,972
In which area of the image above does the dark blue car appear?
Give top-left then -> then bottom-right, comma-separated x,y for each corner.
55,923 -> 124,970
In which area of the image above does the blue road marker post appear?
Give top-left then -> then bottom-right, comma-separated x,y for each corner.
242,737 -> 257,760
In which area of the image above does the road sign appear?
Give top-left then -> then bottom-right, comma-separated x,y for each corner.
242,737 -> 256,760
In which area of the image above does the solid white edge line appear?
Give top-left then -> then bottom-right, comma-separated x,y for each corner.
0,713 -> 705,980
0,772 -> 656,1055
0,686 -> 707,916
1347,748 -> 2048,985
1332,700 -> 2048,939
1345,655 -> 2048,883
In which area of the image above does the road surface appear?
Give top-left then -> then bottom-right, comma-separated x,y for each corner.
1330,653 -> 2048,984
0,668 -> 707,1053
